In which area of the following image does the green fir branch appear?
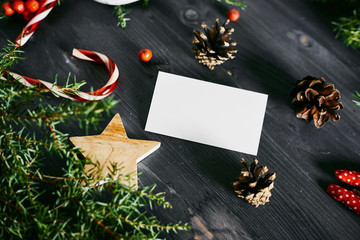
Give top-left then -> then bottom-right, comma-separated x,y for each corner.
333,10 -> 360,49
114,5 -> 131,28
0,41 -> 23,75
353,91 -> 360,107
213,0 -> 247,10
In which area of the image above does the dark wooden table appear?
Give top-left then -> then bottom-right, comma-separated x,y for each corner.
1,0 -> 360,239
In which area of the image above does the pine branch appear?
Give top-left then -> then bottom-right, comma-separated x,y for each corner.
333,10 -> 360,49
114,5 -> 131,28
353,91 -> 360,107
213,0 -> 247,10
0,41 -> 23,75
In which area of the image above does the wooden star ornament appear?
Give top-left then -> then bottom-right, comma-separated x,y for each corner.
69,113 -> 160,187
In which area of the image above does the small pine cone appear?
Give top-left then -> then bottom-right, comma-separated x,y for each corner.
192,18 -> 237,70
233,158 -> 276,207
291,76 -> 343,128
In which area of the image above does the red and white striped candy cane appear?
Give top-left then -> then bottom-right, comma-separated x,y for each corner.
1,49 -> 119,101
15,0 -> 57,47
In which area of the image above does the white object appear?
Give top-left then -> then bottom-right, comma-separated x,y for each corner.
93,0 -> 139,6
145,72 -> 268,155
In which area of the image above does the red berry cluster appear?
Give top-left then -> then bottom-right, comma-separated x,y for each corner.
1,0 -> 44,21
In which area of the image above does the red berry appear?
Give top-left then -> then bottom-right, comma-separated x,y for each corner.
11,0 -> 25,14
22,10 -> 34,21
25,0 -> 39,13
227,8 -> 240,22
138,49 -> 152,62
335,169 -> 360,187
1,2 -> 15,16
327,184 -> 360,215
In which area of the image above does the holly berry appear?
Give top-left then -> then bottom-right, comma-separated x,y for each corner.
335,169 -> 360,187
25,0 -> 39,13
227,8 -> 240,22
138,49 -> 152,62
11,0 -> 25,14
327,184 -> 360,215
1,2 -> 15,16
22,10 -> 34,21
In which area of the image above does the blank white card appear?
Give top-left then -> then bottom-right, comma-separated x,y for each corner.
145,71 -> 268,155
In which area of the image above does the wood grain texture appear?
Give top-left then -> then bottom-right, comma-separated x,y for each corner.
70,113 -> 160,187
1,0 -> 360,239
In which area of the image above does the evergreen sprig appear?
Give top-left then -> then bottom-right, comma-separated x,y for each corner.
0,41 -> 189,239
333,10 -> 360,49
353,91 -> 360,107
114,5 -> 131,28
313,0 -> 360,49
0,40 -> 23,75
214,0 -> 247,10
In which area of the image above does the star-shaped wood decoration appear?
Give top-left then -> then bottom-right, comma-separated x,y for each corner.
69,113 -> 160,187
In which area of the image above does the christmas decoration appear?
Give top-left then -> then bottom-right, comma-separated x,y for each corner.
70,113 -> 161,188
25,0 -> 40,13
291,76 -> 343,128
192,18 -> 237,70
233,158 -> 276,207
327,184 -> 360,215
1,0 -> 41,19
15,0 -> 57,46
335,170 -> 360,186
0,41 -> 189,239
1,2 -> 14,15
138,48 -> 152,62
11,0 -> 25,14
1,48 -> 119,101
227,8 -> 240,21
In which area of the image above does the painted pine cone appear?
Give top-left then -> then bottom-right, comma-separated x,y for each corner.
291,76 -> 343,128
192,18 -> 237,70
233,158 -> 276,207
327,184 -> 360,215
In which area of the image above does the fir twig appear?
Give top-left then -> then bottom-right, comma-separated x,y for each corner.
353,91 -> 360,107
0,41 -> 23,76
213,0 -> 247,10
333,10 -> 360,49
114,5 -> 131,28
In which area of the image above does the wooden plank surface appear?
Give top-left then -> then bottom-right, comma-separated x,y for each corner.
1,0 -> 360,239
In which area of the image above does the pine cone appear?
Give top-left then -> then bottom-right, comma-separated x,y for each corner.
291,76 -> 343,128
233,158 -> 276,207
192,18 -> 237,70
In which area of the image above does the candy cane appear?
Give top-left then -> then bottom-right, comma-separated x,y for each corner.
1,49 -> 119,101
15,0 -> 57,47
